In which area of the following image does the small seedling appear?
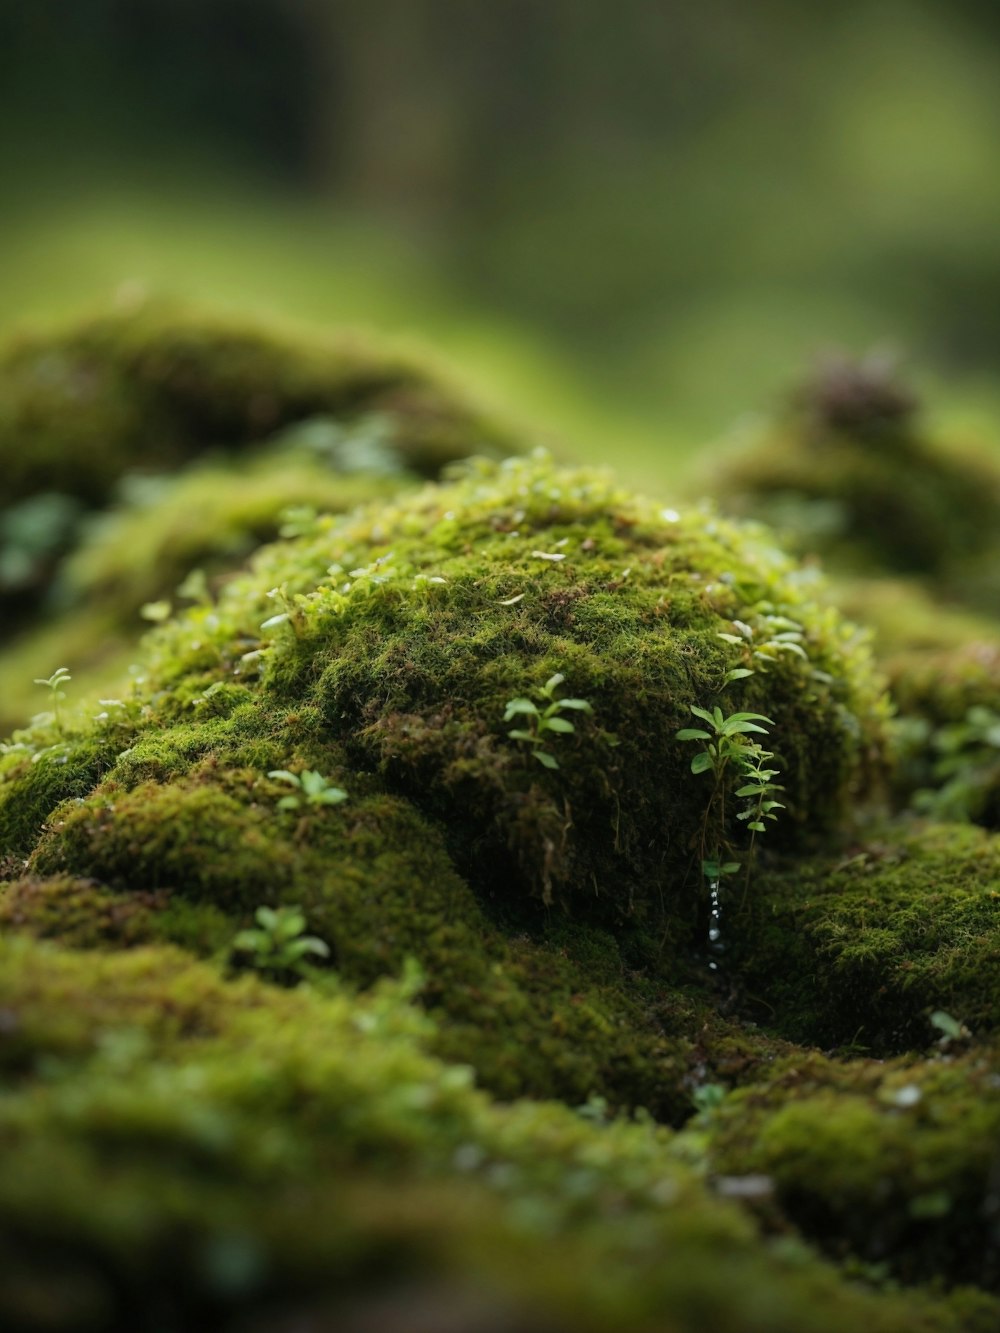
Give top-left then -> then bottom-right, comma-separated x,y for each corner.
232,905 -> 330,981
676,704 -> 785,915
504,673 -> 593,770
930,1010 -> 970,1046
34,666 -> 71,731
268,769 -> 349,810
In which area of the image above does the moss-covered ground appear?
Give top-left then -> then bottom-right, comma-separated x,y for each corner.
2,323 -> 1000,1331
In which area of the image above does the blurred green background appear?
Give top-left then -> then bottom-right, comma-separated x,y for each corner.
4,0 -> 1000,488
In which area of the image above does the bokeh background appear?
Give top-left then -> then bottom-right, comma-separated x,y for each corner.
5,0 -> 1000,487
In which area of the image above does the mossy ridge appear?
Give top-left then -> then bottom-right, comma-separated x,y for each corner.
700,1039 -> 1000,1295
722,823 -> 1000,1052
0,934 -> 991,1333
709,357 -> 1000,588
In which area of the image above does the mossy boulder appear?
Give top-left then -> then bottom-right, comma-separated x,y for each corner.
1,455 -> 889,920
0,452 -> 890,1117
709,354 -> 1000,588
3,450 -> 1000,1329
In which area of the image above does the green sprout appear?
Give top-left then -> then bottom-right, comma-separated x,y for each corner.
232,906 -> 331,982
676,705 -> 785,912
503,673 -> 593,770
33,666 -> 72,731
268,769 -> 349,811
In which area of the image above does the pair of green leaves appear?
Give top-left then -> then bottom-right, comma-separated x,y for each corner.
233,905 -> 331,978
268,769 -> 349,810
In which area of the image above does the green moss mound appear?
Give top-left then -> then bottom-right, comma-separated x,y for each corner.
709,355 -> 1000,588
2,455 -> 889,918
723,823 -> 1000,1051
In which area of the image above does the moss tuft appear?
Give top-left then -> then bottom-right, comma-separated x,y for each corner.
725,823 -> 1000,1050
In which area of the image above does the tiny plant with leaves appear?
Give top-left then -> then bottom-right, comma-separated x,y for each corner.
268,769 -> 349,810
232,906 -> 331,982
34,666 -> 72,731
677,704 -> 785,913
504,673 -> 593,770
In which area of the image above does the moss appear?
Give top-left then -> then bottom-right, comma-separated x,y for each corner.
0,299 -> 525,734
12,453 -> 988,1320
9,727 -> 780,1118
710,357 -> 1000,588
701,1041 -> 1000,1295
724,823 -> 1000,1050
0,875 -> 167,948
0,299 -> 519,513
128,454 -> 887,919
0,733 -> 120,859
0,934 -> 991,1333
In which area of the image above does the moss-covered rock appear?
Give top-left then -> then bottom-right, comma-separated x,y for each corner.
723,823 -> 1000,1051
2,455 -> 889,917
709,355 -> 1000,589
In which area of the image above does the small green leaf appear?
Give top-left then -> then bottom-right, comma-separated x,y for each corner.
691,752 -> 713,774
503,698 -> 538,721
534,750 -> 560,770
544,716 -> 575,734
677,728 -> 712,741
930,1010 -> 964,1040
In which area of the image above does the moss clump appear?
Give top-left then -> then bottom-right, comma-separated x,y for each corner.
723,823 -> 1000,1050
709,354 -> 1000,587
0,933 -> 992,1333
700,1041 -> 1000,1296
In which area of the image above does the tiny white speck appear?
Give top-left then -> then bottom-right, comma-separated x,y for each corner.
662,508 -> 680,522
892,1084 -> 922,1108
